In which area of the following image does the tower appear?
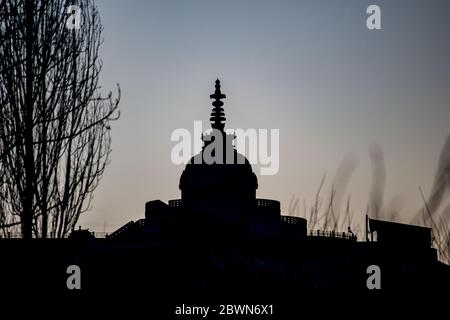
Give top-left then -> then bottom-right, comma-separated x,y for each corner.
179,79 -> 258,216
209,79 -> 226,132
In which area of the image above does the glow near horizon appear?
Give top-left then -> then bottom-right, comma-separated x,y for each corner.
78,0 -> 450,234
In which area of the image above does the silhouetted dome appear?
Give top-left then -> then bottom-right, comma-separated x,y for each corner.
179,80 -> 258,210
179,153 -> 258,213
180,149 -> 258,198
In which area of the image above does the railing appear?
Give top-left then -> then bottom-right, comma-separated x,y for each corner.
91,232 -> 109,238
168,199 -> 183,207
168,198 -> 280,210
256,199 -> 280,210
308,229 -> 356,241
136,219 -> 145,228
107,221 -> 135,239
106,219 -> 146,239
280,215 -> 305,225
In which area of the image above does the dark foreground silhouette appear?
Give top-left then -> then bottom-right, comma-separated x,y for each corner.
1,81 -> 449,310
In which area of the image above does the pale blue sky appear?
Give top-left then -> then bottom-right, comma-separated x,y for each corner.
79,0 -> 450,234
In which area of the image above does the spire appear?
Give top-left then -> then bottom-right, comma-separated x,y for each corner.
209,79 -> 226,132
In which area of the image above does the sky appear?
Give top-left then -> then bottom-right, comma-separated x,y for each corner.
78,0 -> 450,234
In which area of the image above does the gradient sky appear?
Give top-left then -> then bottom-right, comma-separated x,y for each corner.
78,0 -> 450,234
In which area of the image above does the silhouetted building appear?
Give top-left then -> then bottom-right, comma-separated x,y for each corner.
1,80 -> 449,298
110,79 -> 306,241
369,218 -> 431,248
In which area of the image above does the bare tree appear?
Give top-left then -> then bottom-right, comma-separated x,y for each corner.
0,0 -> 120,238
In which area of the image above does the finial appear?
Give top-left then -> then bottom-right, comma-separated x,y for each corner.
209,79 -> 226,132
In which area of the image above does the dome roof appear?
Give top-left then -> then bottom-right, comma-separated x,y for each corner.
179,80 -> 258,206
180,149 -> 258,191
